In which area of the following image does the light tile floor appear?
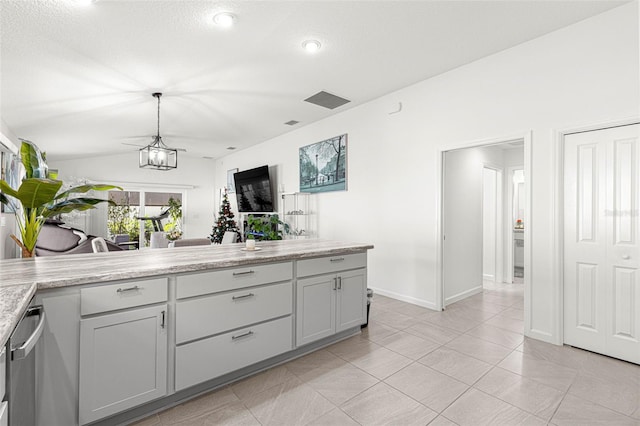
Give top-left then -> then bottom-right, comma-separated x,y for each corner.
132,283 -> 640,425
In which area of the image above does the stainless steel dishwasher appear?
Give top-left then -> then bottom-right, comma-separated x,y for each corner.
6,303 -> 45,426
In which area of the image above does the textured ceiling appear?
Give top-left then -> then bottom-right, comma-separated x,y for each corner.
0,0 -> 628,160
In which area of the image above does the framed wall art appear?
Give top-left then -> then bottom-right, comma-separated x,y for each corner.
299,134 -> 347,193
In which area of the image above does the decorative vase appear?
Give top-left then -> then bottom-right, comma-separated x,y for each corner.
168,241 -> 175,248
245,239 -> 256,250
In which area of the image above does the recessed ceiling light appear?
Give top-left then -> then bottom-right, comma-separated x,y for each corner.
302,40 -> 321,53
213,12 -> 236,27
76,0 -> 98,5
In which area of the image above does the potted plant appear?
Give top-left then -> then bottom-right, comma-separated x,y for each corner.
245,214 -> 289,241
164,197 -> 183,245
0,141 -> 121,257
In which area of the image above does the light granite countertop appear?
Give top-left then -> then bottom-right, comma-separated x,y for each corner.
0,239 -> 373,348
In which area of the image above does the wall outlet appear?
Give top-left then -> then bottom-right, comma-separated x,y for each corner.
0,216 -> 5,227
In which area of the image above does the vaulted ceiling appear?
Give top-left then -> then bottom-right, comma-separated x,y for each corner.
0,0 -> 628,160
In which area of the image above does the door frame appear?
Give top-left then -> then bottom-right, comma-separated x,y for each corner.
436,131 -> 532,313
554,117 -> 640,345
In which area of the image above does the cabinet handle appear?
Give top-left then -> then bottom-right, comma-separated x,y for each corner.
232,293 -> 255,301
338,276 -> 342,290
160,310 -> 166,329
232,270 -> 255,276
231,330 -> 254,341
333,278 -> 337,290
330,257 -> 345,262
116,285 -> 140,293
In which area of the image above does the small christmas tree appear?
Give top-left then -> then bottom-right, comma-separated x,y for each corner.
210,188 -> 240,244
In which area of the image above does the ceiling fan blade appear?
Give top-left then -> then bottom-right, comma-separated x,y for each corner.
121,142 -> 187,152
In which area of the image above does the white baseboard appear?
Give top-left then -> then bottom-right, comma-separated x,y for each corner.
483,274 -> 495,281
445,285 -> 483,305
368,286 -> 439,311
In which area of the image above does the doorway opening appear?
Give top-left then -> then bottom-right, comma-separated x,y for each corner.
439,136 -> 530,311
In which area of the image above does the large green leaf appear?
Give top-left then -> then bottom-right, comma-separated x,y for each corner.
15,178 -> 63,208
55,184 -> 122,201
0,180 -> 19,199
20,141 -> 44,179
44,197 -> 115,217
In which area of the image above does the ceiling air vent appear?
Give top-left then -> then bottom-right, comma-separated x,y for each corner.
284,120 -> 300,126
304,91 -> 350,110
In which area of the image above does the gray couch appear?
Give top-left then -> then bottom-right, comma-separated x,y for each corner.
35,221 -> 123,256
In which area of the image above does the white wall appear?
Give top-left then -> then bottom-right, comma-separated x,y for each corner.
49,153 -> 216,239
214,2 -> 639,343
0,117 -> 19,154
0,118 -> 19,258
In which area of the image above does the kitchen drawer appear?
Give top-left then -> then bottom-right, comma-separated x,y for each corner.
81,278 -> 168,316
0,348 -> 4,401
177,262 -> 292,299
176,281 -> 292,344
0,401 -> 7,426
175,316 -> 292,391
297,253 -> 367,278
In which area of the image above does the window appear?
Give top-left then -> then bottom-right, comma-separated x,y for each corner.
107,189 -> 184,248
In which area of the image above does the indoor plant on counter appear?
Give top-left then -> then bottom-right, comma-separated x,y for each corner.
0,140 -> 121,258
245,214 -> 289,241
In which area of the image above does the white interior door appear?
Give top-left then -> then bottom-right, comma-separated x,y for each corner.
443,150 -> 483,306
483,168 -> 498,281
564,124 -> 639,364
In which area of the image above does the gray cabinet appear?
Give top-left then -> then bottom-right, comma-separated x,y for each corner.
336,269 -> 367,332
296,268 -> 366,347
78,304 -> 168,425
174,264 -> 294,391
175,316 -> 292,391
296,275 -> 336,345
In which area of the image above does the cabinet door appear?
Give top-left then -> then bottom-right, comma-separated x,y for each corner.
296,275 -> 336,346
336,269 -> 367,333
79,304 -> 167,425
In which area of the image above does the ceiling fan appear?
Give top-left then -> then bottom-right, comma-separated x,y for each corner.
122,92 -> 190,153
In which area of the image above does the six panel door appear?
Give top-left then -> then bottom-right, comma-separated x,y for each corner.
564,124 -> 639,364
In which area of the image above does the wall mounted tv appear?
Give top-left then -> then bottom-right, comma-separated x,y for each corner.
233,165 -> 274,213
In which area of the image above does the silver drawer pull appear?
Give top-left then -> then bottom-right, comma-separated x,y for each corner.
232,293 -> 255,301
231,330 -> 254,340
117,286 -> 140,293
232,270 -> 255,276
330,257 -> 345,262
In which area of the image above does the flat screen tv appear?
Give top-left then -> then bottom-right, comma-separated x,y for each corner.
233,165 -> 274,212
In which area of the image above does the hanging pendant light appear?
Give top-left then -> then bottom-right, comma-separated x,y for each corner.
139,92 -> 177,170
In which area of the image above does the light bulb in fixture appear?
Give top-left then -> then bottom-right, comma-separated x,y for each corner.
302,40 -> 321,53
213,12 -> 236,27
77,0 -> 98,5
